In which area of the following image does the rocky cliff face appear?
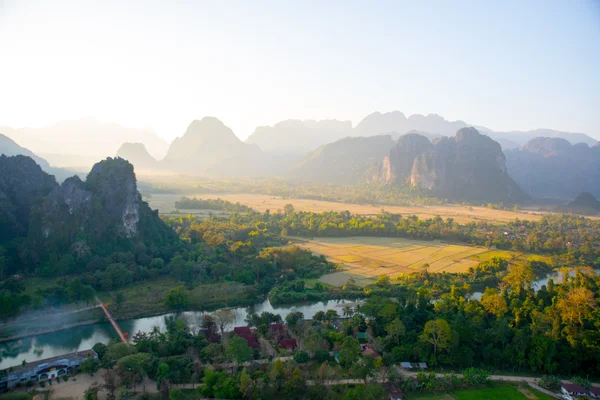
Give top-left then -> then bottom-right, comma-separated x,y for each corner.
373,128 -> 525,203
376,133 -> 431,184
27,157 -> 177,257
289,135 -> 395,185
0,155 -> 58,243
505,137 -> 600,199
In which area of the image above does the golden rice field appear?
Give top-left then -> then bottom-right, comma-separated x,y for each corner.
290,236 -> 522,287
147,192 -> 556,224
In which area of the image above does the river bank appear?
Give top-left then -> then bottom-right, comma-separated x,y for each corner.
0,298 -> 363,369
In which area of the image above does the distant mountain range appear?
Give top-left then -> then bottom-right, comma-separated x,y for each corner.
246,119 -> 352,154
505,137 -> 600,199
3,112 -> 598,203
0,118 -> 169,167
245,111 -> 598,153
0,133 -> 72,181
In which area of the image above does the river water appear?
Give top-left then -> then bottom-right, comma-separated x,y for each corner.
3,268 -> 597,369
469,268 -> 599,300
0,298 -> 361,369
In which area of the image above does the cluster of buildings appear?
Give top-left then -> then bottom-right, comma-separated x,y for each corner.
561,383 -> 600,399
232,323 -> 297,351
0,349 -> 97,391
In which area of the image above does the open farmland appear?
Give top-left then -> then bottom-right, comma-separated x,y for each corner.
291,236 -> 500,287
146,192 -> 563,223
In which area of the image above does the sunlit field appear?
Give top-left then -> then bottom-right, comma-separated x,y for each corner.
290,236 -> 495,287
146,192 -> 558,224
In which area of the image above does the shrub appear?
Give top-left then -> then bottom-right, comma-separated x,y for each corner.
539,375 -> 561,391
462,367 -> 490,386
293,351 -> 310,364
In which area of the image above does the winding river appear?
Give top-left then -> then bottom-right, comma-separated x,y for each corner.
0,298 -> 361,369
2,268 -> 598,370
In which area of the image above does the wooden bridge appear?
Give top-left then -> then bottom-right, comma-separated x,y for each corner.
95,296 -> 128,344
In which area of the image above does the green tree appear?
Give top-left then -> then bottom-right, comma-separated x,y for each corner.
385,318 -> 406,346
293,350 -> 310,364
420,319 -> 453,359
226,336 -> 253,367
339,336 -> 361,367
164,286 -> 189,311
115,292 -> 125,309
81,357 -> 101,376
239,368 -> 254,400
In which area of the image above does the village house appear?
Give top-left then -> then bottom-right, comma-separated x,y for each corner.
0,350 -> 97,391
382,383 -> 403,400
233,326 -> 260,349
561,383 -> 587,398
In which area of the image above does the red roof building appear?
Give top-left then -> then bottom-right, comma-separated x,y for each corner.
561,383 -> 587,397
362,347 -> 381,359
234,326 -> 252,336
279,338 -> 297,350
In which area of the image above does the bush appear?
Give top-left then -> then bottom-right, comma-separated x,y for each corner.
313,349 -> 331,363
293,351 -> 310,364
0,392 -> 32,400
63,376 -> 69,382
539,375 -> 561,391
462,367 -> 489,386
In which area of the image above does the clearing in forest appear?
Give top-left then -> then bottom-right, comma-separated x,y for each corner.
292,236 -> 497,287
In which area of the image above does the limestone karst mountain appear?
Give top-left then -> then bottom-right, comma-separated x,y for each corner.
162,117 -> 273,176
371,128 -> 526,203
289,135 -> 396,185
505,137 -> 600,199
246,119 -> 352,154
0,155 -> 58,243
116,142 -> 158,170
0,118 -> 169,168
245,111 -> 597,153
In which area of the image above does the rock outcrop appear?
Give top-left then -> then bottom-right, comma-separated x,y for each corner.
27,157 -> 177,258
568,192 -> 600,212
505,137 -> 600,199
0,155 -> 58,243
289,135 -> 395,184
372,128 -> 525,203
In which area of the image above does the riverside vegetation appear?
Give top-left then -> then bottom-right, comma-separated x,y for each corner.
1,159 -> 600,399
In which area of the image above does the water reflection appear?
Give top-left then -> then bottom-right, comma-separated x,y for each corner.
0,298 -> 360,369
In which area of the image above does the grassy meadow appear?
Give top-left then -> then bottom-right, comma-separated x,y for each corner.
406,384 -> 555,400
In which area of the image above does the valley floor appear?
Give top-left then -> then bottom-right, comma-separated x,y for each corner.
147,192 -> 564,224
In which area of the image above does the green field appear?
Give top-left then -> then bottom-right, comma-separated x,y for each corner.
406,384 -> 555,400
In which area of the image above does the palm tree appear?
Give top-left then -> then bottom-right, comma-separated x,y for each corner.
342,305 -> 354,318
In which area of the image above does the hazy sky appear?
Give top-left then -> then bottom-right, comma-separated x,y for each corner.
1,0 -> 599,141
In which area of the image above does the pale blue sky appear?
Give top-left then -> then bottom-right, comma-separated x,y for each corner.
1,0 -> 599,140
